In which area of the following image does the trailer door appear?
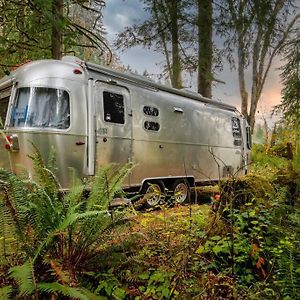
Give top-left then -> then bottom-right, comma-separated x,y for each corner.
94,82 -> 133,178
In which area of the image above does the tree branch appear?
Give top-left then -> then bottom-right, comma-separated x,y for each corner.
260,13 -> 300,96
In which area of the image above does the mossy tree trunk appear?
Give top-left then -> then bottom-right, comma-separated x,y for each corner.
51,0 -> 64,59
197,0 -> 212,98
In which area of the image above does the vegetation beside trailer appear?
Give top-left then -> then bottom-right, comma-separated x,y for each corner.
1,141 -> 300,299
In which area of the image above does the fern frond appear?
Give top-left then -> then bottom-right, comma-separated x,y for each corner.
0,169 -> 30,242
64,184 -> 85,209
9,260 -> 36,296
0,285 -> 12,300
74,164 -> 133,251
104,162 -> 133,200
27,143 -> 60,200
13,180 -> 62,246
37,282 -> 90,300
59,210 -> 110,231
47,146 -> 58,173
0,169 -> 30,212
88,164 -> 112,210
32,210 -> 109,262
0,195 -> 18,265
88,163 -> 133,210
275,237 -> 300,298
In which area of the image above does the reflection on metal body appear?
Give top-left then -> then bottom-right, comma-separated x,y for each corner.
0,57 -> 251,190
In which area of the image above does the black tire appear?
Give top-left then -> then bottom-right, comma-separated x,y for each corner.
141,180 -> 166,208
172,179 -> 191,204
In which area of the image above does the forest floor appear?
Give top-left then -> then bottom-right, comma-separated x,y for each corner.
96,170 -> 300,299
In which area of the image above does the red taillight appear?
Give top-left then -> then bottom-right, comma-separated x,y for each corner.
5,143 -> 11,150
4,134 -> 19,152
5,135 -> 12,151
73,68 -> 82,74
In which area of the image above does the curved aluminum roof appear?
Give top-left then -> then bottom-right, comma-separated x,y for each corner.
85,61 -> 237,111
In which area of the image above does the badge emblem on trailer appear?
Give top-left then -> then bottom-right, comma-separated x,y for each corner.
98,128 -> 108,135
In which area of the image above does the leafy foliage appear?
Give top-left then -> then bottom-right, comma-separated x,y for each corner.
0,146 -> 132,298
274,36 -> 300,126
88,146 -> 300,299
2,134 -> 300,299
0,0 -> 109,74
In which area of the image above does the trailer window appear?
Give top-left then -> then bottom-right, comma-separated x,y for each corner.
143,106 -> 159,117
103,91 -> 125,124
0,97 -> 9,128
10,87 -> 70,129
232,117 -> 241,138
144,121 -> 160,131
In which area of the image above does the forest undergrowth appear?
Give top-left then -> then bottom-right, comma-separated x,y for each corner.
1,142 -> 300,299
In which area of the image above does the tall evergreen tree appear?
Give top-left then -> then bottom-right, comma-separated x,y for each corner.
274,36 -> 300,126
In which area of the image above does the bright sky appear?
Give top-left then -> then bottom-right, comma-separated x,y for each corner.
103,0 -> 284,114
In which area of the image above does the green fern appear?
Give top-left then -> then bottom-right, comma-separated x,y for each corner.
9,260 -> 36,296
0,286 -> 12,300
62,183 -> 85,210
27,142 -> 60,199
0,169 -> 31,245
275,241 -> 300,298
37,282 -> 107,300
0,193 -> 18,265
37,282 -> 90,300
47,146 -> 58,174
88,163 -> 133,210
0,142 -> 133,299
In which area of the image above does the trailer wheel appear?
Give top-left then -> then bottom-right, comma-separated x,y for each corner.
172,179 -> 190,204
142,180 -> 165,208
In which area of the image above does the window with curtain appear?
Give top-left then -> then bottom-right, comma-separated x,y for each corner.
10,87 -> 70,129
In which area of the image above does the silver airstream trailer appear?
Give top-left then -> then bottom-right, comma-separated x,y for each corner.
0,56 -> 251,205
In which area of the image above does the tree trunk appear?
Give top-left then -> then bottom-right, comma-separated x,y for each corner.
197,0 -> 212,98
168,0 -> 182,89
238,39 -> 248,122
51,0 -> 63,59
